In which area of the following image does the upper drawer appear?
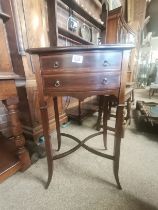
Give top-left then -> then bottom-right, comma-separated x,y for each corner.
40,51 -> 122,71
43,72 -> 120,92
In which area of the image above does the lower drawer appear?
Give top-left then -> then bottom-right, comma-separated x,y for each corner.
43,72 -> 120,92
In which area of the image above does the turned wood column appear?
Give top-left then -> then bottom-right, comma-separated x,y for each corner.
3,97 -> 31,171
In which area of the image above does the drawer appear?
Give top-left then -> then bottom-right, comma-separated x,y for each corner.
40,51 -> 122,71
43,72 -> 120,92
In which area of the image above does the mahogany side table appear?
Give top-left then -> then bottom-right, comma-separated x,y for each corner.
27,44 -> 133,189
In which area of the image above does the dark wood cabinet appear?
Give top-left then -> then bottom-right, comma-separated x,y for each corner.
106,7 -> 135,44
0,0 -> 107,141
106,6 -> 136,83
0,8 -> 31,183
1,0 -> 67,142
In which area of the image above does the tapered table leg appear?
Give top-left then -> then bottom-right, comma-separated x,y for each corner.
126,98 -> 131,125
113,105 -> 124,190
53,97 -> 61,151
78,100 -> 82,125
108,99 -> 112,120
40,103 -> 53,189
96,95 -> 104,131
102,96 -> 109,150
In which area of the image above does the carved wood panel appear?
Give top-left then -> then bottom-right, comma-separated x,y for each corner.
0,19 -> 12,72
21,0 -> 49,48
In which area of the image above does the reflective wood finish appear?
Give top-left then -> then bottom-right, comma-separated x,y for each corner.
27,44 -> 133,189
0,0 -> 67,142
0,8 -> 31,182
40,51 -> 122,71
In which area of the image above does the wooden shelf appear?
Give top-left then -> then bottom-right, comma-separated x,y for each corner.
58,27 -> 93,45
60,0 -> 105,30
0,11 -> 10,22
108,7 -> 135,35
0,138 -> 21,183
0,72 -> 22,80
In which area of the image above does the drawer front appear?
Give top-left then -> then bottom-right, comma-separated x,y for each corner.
43,72 -> 120,92
40,51 -> 122,71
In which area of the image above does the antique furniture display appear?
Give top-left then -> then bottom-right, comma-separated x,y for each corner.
56,0 -> 107,45
55,0 -> 109,124
0,0 -> 108,140
149,83 -> 158,98
0,0 -> 67,142
27,44 -> 133,189
0,8 -> 31,182
106,6 -> 136,83
96,86 -> 133,138
80,23 -> 92,42
95,6 -> 136,136
135,101 -> 158,132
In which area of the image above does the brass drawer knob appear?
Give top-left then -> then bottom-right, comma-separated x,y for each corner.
103,60 -> 110,67
54,80 -> 60,87
102,78 -> 108,85
53,61 -> 59,68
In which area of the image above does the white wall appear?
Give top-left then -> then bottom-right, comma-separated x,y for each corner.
151,37 -> 158,62
151,37 -> 158,50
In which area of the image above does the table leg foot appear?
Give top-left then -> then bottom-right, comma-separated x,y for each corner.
113,160 -> 122,190
53,97 -> 61,151
113,105 -> 124,190
45,159 -> 53,189
40,102 -> 54,189
96,96 -> 104,131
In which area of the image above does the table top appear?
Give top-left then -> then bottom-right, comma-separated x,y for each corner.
26,44 -> 135,55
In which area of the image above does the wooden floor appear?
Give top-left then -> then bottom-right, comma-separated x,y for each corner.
0,146 -> 17,172
0,136 -> 21,183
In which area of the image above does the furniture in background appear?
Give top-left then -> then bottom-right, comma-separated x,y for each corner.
65,97 -> 98,125
96,86 -> 134,138
0,8 -> 30,183
95,6 -> 136,136
46,0 -> 109,124
1,0 -> 67,142
149,83 -> 158,98
106,6 -> 136,83
27,44 -> 133,189
135,100 -> 158,132
1,0 -> 108,139
56,0 -> 107,45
